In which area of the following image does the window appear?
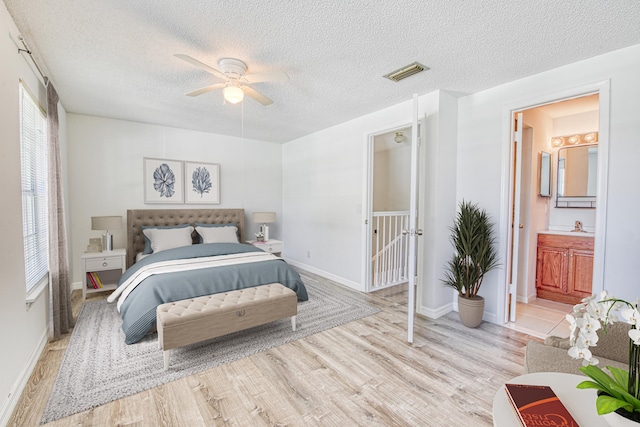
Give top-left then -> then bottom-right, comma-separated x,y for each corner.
19,82 -> 48,293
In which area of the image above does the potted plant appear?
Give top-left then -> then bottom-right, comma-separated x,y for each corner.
442,200 -> 499,328
566,292 -> 640,424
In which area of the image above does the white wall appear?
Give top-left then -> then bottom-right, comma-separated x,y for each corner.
373,139 -> 411,212
66,114 -> 283,285
282,90 -> 458,318
0,3 -> 70,423
457,44 -> 640,323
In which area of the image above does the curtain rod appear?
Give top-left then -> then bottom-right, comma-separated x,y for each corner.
15,34 -> 49,85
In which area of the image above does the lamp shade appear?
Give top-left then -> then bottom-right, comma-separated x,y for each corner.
223,85 -> 244,104
91,216 -> 122,231
252,212 -> 276,224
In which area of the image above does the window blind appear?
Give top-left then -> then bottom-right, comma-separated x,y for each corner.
19,83 -> 48,293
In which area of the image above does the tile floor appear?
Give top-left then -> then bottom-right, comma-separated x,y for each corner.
505,298 -> 574,339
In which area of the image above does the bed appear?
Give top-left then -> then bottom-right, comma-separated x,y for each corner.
107,208 -> 308,344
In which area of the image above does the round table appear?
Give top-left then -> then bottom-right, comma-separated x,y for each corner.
493,372 -> 607,426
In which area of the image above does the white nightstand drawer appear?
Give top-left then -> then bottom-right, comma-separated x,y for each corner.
261,242 -> 283,253
247,239 -> 283,254
85,256 -> 123,271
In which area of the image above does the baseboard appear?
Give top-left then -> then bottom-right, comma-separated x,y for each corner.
0,326 -> 48,427
72,281 -> 82,291
417,302 -> 453,319
284,259 -> 363,292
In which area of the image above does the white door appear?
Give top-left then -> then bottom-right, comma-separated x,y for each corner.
505,112 -> 523,323
406,94 -> 421,343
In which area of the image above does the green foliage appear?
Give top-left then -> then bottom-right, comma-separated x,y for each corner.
442,200 -> 500,298
578,365 -> 640,415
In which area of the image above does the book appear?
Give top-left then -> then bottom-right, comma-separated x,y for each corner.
87,272 -> 99,289
504,383 -> 580,427
92,272 -> 104,288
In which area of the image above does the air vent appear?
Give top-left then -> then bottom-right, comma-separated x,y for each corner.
383,62 -> 429,82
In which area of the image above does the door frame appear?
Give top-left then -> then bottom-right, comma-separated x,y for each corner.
498,80 -> 611,324
362,121 -> 413,292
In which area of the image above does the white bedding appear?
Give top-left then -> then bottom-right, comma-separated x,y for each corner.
107,251 -> 278,311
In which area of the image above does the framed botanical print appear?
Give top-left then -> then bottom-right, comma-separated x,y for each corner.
143,158 -> 184,204
185,161 -> 220,204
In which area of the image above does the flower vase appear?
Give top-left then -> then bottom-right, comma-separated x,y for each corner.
602,409 -> 640,426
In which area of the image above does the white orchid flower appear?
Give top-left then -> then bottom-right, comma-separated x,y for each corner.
629,329 -> 640,345
586,300 -> 607,320
620,308 -> 640,328
568,346 -> 593,365
577,329 -> 599,348
576,313 -> 602,333
566,314 -> 578,345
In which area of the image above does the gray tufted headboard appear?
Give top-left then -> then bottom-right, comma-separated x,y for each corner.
126,209 -> 245,268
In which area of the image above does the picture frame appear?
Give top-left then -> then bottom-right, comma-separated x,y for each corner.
143,158 -> 184,204
184,161 -> 220,204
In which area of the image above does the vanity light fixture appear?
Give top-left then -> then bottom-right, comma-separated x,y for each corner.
549,131 -> 599,148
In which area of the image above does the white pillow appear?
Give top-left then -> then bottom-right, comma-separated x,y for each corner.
142,226 -> 194,253
196,226 -> 239,244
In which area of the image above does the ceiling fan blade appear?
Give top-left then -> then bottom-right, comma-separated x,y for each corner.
244,70 -> 289,83
185,83 -> 225,97
240,85 -> 273,106
174,54 -> 226,79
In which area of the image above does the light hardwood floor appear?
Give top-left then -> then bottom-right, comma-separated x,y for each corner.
8,279 -> 536,426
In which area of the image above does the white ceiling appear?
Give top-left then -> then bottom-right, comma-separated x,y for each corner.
4,1 -> 640,143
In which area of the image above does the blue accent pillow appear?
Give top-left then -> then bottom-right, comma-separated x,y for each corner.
140,224 -> 192,254
194,223 -> 237,243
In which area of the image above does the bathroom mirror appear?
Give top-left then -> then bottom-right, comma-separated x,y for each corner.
539,152 -> 551,197
556,145 -> 598,208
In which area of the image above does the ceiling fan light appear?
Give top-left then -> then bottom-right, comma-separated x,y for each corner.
223,86 -> 244,104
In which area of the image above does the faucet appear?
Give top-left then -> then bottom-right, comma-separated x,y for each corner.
573,221 -> 584,232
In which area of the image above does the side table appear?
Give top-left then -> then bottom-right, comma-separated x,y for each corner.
246,239 -> 283,256
81,248 -> 126,300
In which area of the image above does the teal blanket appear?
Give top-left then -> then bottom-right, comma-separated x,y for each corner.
114,243 -> 307,344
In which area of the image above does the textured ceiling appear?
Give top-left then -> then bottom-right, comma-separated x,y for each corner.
4,1 -> 640,143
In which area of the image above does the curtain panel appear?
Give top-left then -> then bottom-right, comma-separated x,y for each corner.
47,82 -> 74,340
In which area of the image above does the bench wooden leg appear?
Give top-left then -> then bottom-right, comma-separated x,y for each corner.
291,315 -> 297,331
164,350 -> 171,370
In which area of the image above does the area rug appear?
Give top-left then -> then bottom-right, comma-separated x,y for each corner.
41,271 -> 379,423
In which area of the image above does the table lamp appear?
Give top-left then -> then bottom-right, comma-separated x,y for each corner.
91,215 -> 122,251
252,212 -> 276,242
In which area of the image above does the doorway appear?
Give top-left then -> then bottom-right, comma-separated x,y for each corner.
504,92 -> 606,338
367,126 -> 412,291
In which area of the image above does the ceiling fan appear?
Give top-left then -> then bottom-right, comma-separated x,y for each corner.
175,54 -> 289,106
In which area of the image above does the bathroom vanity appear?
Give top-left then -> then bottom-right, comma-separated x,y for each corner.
535,231 -> 594,305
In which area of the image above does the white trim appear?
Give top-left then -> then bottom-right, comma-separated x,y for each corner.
25,273 -> 48,309
496,80 -> 611,325
0,327 -> 48,426
417,301 -> 453,319
362,120 -> 413,292
284,258 -> 363,291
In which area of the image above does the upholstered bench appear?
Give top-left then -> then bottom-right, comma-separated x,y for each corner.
157,283 -> 298,370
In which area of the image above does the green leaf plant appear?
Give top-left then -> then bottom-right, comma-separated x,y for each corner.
442,200 -> 499,299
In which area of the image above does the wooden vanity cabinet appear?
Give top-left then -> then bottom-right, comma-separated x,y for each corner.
536,233 -> 594,305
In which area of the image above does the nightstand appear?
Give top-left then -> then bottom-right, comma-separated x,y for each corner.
246,239 -> 283,256
81,248 -> 126,299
